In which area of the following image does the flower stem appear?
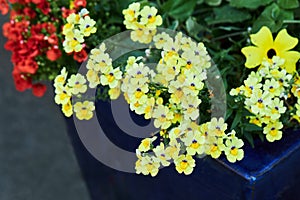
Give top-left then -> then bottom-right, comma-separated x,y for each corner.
283,20 -> 300,24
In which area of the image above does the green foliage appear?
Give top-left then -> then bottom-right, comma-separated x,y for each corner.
230,0 -> 273,9
277,0 -> 299,9
252,3 -> 294,32
205,5 -> 251,25
162,0 -> 198,21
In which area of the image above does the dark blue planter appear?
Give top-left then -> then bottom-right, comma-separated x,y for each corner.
65,99 -> 300,200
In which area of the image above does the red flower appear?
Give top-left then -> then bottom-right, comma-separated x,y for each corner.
12,69 -> 32,92
74,0 -> 86,9
32,83 -> 47,97
16,58 -> 38,74
47,34 -> 59,45
61,7 -> 75,18
23,7 -> 36,19
46,47 -> 61,61
36,0 -> 50,15
73,49 -> 88,63
0,0 -> 9,15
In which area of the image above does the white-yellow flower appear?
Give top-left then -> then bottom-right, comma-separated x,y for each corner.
67,73 -> 87,95
174,154 -> 195,175
100,68 -> 122,88
224,136 -> 244,163
73,101 -> 95,120
153,105 -> 174,129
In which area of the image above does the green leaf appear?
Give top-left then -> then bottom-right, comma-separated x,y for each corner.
244,131 -> 254,148
252,3 -> 294,32
244,123 -> 263,132
230,0 -> 273,9
162,0 -> 197,21
205,0 -> 222,6
230,111 -> 242,130
205,5 -> 251,25
277,0 -> 299,9
186,17 -> 205,38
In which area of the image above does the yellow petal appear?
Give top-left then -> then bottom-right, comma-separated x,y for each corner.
279,51 -> 300,73
274,29 -> 298,52
241,46 -> 264,68
250,26 -> 273,50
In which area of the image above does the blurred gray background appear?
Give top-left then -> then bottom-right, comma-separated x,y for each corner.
0,16 -> 90,200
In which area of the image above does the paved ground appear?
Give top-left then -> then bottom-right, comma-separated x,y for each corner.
0,16 -> 90,200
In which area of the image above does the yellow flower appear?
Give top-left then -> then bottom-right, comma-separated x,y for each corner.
86,69 -> 100,88
73,101 -> 95,120
140,6 -> 162,29
205,137 -> 225,159
79,16 -> 97,37
153,32 -> 173,49
138,136 -> 157,152
135,153 -> 160,177
130,26 -> 157,44
63,29 -> 84,53
54,85 -> 72,105
224,136 -> 244,163
54,67 -> 68,87
67,73 -> 87,95
153,105 -> 174,129
208,117 -> 227,137
100,68 -> 122,88
108,84 -> 121,100
242,26 -> 300,73
263,121 -> 283,142
175,154 -> 195,175
62,100 -> 73,117
153,143 -> 171,167
185,131 -> 206,156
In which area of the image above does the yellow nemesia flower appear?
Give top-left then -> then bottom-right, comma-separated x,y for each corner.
224,137 -> 244,163
138,136 -> 157,152
175,154 -> 195,175
62,100 -> 73,117
67,73 -> 87,95
242,26 -> 300,73
263,121 -> 283,142
73,101 -> 95,120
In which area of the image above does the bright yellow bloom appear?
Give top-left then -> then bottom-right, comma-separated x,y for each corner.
224,137 -> 244,163
100,68 -> 122,88
263,121 -> 283,142
175,154 -> 195,175
73,101 -> 95,120
205,137 -> 225,159
242,26 -> 300,73
138,136 -> 157,152
62,100 -> 73,117
54,85 -> 72,105
79,16 -> 97,37
54,67 -> 68,87
140,6 -> 162,29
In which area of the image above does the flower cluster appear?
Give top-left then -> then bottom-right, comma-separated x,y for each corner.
53,2 -> 245,176
231,26 -> 300,142
1,0 -> 89,96
136,118 -> 243,176
122,2 -> 162,44
54,67 -> 94,120
62,8 -> 96,59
